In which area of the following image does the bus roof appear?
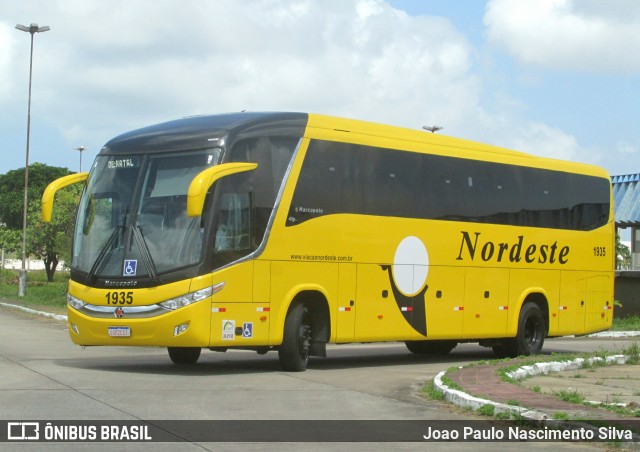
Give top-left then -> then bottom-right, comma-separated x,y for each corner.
100,112 -> 308,154
99,111 -> 608,179
306,113 -> 609,179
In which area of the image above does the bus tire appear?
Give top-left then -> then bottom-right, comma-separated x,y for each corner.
516,302 -> 546,355
492,302 -> 545,358
405,340 -> 457,355
168,347 -> 201,365
278,302 -> 311,372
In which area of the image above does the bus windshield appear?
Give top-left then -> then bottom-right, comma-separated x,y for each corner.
72,149 -> 222,278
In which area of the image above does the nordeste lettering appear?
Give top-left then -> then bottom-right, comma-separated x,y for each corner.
456,231 -> 570,264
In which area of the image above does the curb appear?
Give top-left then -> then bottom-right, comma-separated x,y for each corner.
433,353 -> 640,441
0,301 -> 67,322
433,369 -> 549,421
588,331 -> 640,338
505,355 -> 630,380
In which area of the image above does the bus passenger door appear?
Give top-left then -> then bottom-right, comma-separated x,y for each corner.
463,267 -> 509,338
335,263 -> 356,342
558,271 -> 586,335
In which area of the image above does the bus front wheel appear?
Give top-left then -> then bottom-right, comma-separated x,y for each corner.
168,347 -> 201,365
278,302 -> 311,372
492,302 -> 545,358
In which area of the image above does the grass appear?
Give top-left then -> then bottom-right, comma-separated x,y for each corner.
552,389 -> 585,404
440,371 -> 464,391
580,356 -> 609,370
624,342 -> 640,364
476,404 -> 495,416
0,269 -> 69,311
611,315 -> 640,331
552,411 -> 570,420
421,381 -> 445,401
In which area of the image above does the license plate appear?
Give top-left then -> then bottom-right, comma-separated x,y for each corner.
108,326 -> 131,337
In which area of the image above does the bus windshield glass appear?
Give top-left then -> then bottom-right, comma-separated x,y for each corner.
72,149 -> 222,278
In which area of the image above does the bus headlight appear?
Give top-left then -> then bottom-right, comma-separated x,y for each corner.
159,282 -> 225,311
67,293 -> 86,310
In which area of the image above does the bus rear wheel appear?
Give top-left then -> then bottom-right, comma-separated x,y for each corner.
278,302 -> 311,372
405,340 -> 457,355
168,347 -> 201,365
492,302 -> 545,358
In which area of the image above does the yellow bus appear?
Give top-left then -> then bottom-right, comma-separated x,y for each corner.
43,112 -> 614,371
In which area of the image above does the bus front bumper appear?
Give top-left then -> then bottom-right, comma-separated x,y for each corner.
66,300 -> 211,347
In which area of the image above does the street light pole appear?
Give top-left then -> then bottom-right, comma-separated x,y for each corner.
73,146 -> 86,172
16,23 -> 50,297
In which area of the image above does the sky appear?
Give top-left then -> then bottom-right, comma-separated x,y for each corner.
1,0 -> 639,178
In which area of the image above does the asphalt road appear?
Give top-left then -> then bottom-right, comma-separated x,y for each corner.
1,306 -> 633,451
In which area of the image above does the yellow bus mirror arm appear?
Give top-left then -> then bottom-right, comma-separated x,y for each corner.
41,172 -> 89,222
187,162 -> 258,217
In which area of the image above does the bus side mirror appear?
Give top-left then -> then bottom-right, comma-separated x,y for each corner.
41,172 -> 89,222
187,162 -> 258,217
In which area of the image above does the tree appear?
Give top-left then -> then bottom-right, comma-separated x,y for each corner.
0,163 -> 72,229
0,164 -> 80,282
0,227 -> 20,254
27,184 -> 82,281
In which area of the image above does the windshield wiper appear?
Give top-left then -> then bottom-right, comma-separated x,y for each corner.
87,225 -> 124,283
131,225 -> 159,282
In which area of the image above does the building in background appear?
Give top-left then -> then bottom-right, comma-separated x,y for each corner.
613,173 -> 640,270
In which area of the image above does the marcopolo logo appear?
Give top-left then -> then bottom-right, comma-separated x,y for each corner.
455,231 -> 570,265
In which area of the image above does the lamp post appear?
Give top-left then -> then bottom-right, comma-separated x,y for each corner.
73,146 -> 86,172
16,23 -> 50,297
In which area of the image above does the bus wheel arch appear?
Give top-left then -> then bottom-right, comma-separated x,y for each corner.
521,292 -> 550,336
278,290 -> 330,372
493,293 -> 548,359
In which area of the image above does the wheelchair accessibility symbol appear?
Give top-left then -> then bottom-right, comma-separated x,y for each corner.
123,259 -> 137,277
242,322 -> 253,338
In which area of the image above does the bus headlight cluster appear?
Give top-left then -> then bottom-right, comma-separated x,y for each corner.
67,293 -> 86,310
159,282 -> 225,311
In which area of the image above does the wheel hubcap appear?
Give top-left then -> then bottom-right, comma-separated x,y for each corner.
299,321 -> 311,360
524,318 -> 541,347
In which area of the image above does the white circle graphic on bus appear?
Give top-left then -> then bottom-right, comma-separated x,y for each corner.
392,236 -> 429,296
